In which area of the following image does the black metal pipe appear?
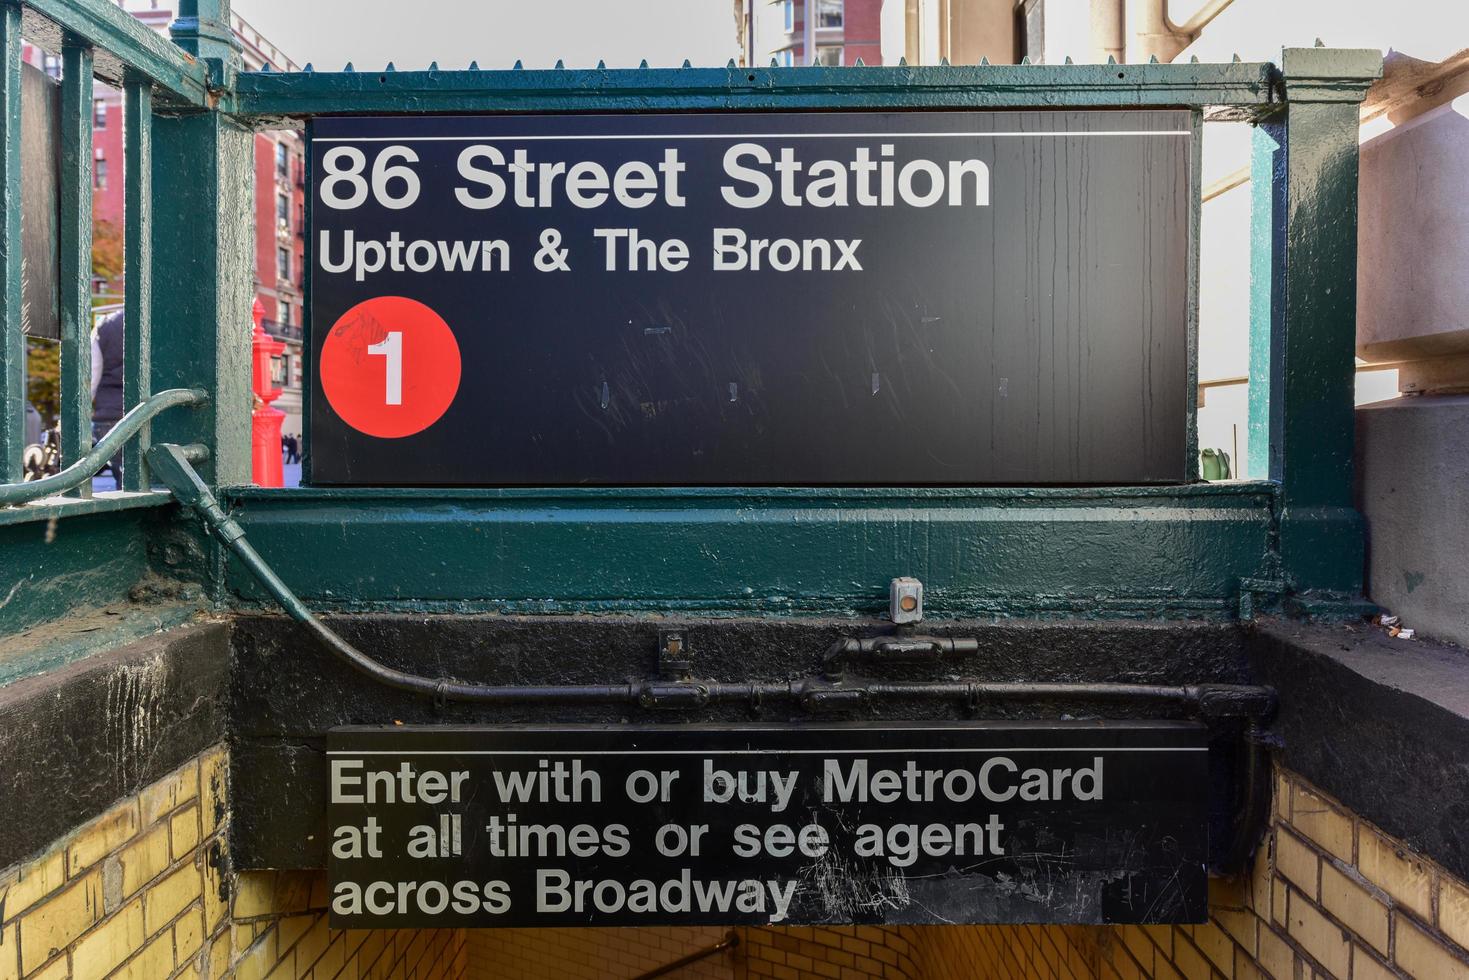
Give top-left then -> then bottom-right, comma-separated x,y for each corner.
824,634 -> 982,679
1220,723 -> 1273,874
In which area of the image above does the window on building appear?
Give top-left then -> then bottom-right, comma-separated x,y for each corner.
277,192 -> 290,227
815,45 -> 843,66
93,99 -> 106,127
280,300 -> 291,327
277,246 -> 290,280
782,0 -> 793,33
275,141 -> 289,177
42,54 -> 60,79
94,157 -> 107,189
816,0 -> 843,29
270,354 -> 286,387
776,48 -> 795,67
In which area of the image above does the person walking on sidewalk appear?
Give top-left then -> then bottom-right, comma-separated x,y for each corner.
90,311 -> 125,490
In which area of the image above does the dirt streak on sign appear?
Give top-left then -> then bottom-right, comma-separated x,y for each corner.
307,110 -> 1192,486
326,722 -> 1208,928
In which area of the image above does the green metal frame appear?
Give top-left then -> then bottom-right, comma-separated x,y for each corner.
0,0 -> 232,647
0,0 -> 1383,642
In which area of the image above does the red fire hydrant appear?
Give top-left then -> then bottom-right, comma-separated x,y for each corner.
250,297 -> 286,487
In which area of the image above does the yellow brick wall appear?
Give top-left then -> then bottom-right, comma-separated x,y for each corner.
0,748 -> 466,980
0,745 -> 230,980
466,926 -> 734,978
1075,766 -> 1469,980
14,749 -> 1466,979
743,925 -> 919,979
465,923 -> 919,979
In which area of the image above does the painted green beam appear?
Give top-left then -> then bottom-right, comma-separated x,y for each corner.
222,483 -> 1283,618
58,37 -> 93,497
148,111 -> 253,492
122,72 -> 152,491
1251,46 -> 1381,597
0,5 -> 21,484
232,60 -> 1279,118
19,0 -> 211,106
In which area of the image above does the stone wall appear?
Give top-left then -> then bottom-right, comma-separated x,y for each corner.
1356,395 -> 1469,649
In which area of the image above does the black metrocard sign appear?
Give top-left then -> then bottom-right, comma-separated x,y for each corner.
307,110 -> 1192,486
326,722 -> 1208,928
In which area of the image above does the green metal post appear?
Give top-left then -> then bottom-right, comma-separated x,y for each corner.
1263,47 -> 1381,597
122,73 -> 152,490
1185,108 -> 1203,481
169,0 -> 237,89
0,4 -> 20,483
59,38 -> 94,496
147,112 -> 252,490
149,0 -> 248,492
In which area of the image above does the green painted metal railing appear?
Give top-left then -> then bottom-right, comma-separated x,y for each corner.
0,387 -> 204,505
0,0 -> 213,502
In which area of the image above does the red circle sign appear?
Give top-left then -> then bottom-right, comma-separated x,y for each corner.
319,296 -> 461,438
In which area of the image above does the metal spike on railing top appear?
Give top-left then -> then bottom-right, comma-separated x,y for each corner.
1021,55 -> 1032,65
1191,55 -> 1200,64
898,56 -> 908,67
639,59 -> 649,69
554,59 -> 565,70
468,60 -> 479,71
854,57 -> 865,66
1232,53 -> 1241,62
428,61 -> 439,72
384,61 -> 395,71
596,59 -> 606,69
980,56 -> 990,66
939,56 -> 949,66
302,62 -> 314,73
343,61 -> 354,72
1064,55 -> 1074,64
1107,54 -> 1117,65
681,59 -> 692,69
1149,54 -> 1160,64
512,59 -> 523,70
726,59 -> 737,69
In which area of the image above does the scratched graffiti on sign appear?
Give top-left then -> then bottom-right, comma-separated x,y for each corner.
327,722 -> 1209,928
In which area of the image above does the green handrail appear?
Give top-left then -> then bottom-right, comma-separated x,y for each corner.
0,387 -> 207,506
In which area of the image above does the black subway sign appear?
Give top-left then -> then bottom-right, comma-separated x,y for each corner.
308,110 -> 1191,486
326,722 -> 1208,928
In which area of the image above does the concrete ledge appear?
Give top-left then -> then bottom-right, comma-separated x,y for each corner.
1250,618 -> 1469,882
0,621 -> 230,871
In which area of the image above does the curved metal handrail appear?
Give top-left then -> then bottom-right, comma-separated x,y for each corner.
0,387 -> 208,507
